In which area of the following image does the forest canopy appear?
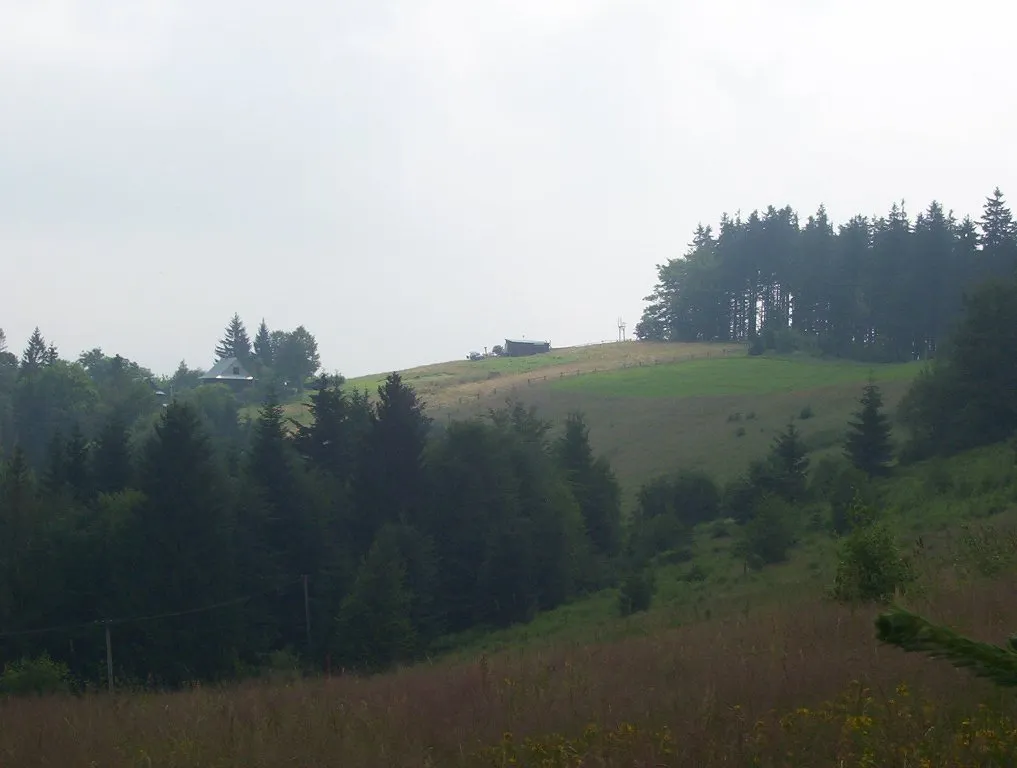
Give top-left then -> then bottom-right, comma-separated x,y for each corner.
636,189 -> 1017,362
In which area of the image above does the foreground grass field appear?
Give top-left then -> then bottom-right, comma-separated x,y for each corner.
7,557 -> 1017,766
268,342 -> 923,505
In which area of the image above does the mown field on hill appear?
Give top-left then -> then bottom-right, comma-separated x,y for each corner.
273,342 -> 923,506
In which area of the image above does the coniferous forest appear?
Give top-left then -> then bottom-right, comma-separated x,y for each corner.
0,318 -> 622,686
636,189 -> 1017,362
1,188 -> 1016,691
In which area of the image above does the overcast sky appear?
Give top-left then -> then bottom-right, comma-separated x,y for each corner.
2,0 -> 1014,377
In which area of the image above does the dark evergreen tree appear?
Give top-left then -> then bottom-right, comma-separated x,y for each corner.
979,187 -> 1017,278
899,279 -> 1017,457
215,312 -> 252,363
42,429 -> 66,494
333,525 -> 415,671
93,415 -> 133,495
253,318 -> 273,368
292,374 -> 353,481
169,360 -> 204,394
767,419 -> 810,502
63,423 -> 91,503
556,411 -> 621,558
353,373 -> 430,554
20,327 -> 47,375
126,401 -> 239,683
0,447 -> 40,632
738,495 -> 796,567
249,390 -> 302,555
474,515 -> 538,626
844,378 -> 893,476
247,389 -> 324,650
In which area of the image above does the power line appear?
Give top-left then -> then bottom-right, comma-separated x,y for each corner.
0,576 -> 304,640
0,618 -> 99,640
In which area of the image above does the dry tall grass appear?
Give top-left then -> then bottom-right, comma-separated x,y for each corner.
4,574 -> 1017,766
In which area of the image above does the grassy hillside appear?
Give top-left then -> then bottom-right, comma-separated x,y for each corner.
270,342 -> 923,505
433,440 -> 1017,658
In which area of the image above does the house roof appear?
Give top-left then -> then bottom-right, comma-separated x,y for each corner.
201,356 -> 255,381
504,338 -> 549,345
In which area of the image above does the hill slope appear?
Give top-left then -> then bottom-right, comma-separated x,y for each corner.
271,342 -> 923,503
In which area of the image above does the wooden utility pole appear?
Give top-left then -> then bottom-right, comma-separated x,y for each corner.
104,621 -> 114,693
302,574 -> 312,653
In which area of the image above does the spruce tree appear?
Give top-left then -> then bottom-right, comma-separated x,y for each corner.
253,319 -> 273,368
353,373 -> 430,551
132,401 -> 238,682
0,447 -> 38,625
556,411 -> 622,557
292,374 -> 352,480
63,424 -> 91,502
248,389 -> 323,650
42,429 -> 66,494
93,415 -> 132,495
768,419 -> 810,501
334,526 -> 416,671
979,187 -> 1017,277
844,378 -> 893,476
215,313 -> 252,362
20,327 -> 47,374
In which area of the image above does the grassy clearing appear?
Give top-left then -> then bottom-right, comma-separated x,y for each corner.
550,355 -> 921,398
442,362 -> 920,505
272,344 -> 924,503
7,564 -> 1017,766
274,341 -> 743,420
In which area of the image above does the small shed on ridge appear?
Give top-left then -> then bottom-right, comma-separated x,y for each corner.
504,338 -> 551,357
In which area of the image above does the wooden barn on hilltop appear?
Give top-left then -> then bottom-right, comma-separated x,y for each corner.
504,338 -> 551,357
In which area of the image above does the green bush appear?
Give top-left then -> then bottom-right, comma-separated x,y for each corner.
652,546 -> 694,566
683,563 -> 708,582
811,461 -> 873,535
737,495 -> 797,568
923,458 -> 954,496
799,405 -> 814,420
617,567 -> 656,616
954,522 -> 1017,579
831,496 -> 914,603
259,648 -> 304,682
0,653 -> 71,697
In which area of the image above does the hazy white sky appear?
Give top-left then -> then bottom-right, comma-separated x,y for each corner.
3,0 -> 1014,377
